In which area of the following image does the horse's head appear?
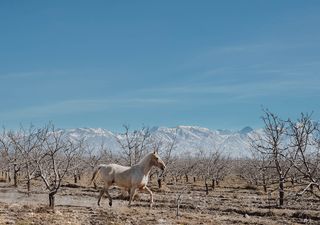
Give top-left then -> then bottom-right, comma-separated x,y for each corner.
151,152 -> 166,170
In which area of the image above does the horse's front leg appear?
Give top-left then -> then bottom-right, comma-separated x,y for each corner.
128,188 -> 137,207
144,186 -> 154,207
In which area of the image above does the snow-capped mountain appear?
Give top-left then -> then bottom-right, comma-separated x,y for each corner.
62,126 -> 256,157
151,126 -> 253,157
65,127 -> 120,152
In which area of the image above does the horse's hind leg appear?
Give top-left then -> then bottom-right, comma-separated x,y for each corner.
97,185 -> 112,207
97,189 -> 105,206
105,188 -> 112,206
128,188 -> 137,207
128,188 -> 131,199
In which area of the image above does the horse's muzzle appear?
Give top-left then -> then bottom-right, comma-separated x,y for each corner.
161,164 -> 166,170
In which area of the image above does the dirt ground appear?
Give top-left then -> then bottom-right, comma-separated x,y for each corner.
0,175 -> 319,225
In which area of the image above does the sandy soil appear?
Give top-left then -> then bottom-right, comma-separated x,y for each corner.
0,176 -> 319,225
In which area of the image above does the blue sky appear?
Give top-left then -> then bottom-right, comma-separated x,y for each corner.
0,1 -> 320,131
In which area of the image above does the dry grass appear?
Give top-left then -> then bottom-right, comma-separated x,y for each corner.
0,174 -> 319,224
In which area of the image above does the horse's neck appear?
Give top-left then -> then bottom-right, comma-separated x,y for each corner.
137,154 -> 153,176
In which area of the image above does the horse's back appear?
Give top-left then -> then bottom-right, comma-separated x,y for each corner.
108,164 -> 130,172
98,164 -> 129,180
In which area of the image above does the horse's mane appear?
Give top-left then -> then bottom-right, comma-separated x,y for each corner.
137,152 -> 153,165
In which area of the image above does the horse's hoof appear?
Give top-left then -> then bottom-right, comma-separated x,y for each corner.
109,202 -> 112,207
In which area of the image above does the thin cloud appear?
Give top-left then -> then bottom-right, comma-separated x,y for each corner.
216,44 -> 269,54
141,78 -> 320,100
179,41 -> 320,73
214,42 -> 317,54
0,97 -> 177,120
0,71 -> 41,80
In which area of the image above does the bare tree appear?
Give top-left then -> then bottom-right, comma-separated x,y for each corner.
117,125 -> 151,166
198,149 -> 230,194
81,141 -> 113,187
168,152 -> 198,185
0,128 -> 21,186
241,148 -> 273,192
151,132 -> 177,188
6,125 -> 47,194
288,113 -> 320,198
35,124 -> 82,209
0,129 -> 11,183
181,153 -> 198,183
251,109 -> 295,206
82,141 -> 113,170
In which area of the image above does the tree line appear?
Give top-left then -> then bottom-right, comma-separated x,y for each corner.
240,109 -> 320,206
0,110 -> 319,209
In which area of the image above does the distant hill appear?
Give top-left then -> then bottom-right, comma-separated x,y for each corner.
62,125 -> 259,157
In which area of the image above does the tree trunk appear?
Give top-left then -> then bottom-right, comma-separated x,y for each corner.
279,177 -> 284,206
263,174 -> 267,192
212,178 -> 215,190
185,174 -> 188,183
157,179 -> 162,189
49,193 -> 55,209
193,177 -> 196,183
263,184 -> 267,193
27,179 -> 31,196
13,167 -> 18,187
176,197 -> 181,218
74,174 -> 77,183
205,179 -> 209,195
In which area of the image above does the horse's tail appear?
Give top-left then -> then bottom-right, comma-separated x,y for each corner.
90,165 -> 102,186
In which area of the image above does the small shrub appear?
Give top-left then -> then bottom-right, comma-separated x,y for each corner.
244,184 -> 258,190
292,211 -> 310,219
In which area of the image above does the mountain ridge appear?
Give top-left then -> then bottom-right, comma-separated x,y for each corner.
62,126 -> 255,157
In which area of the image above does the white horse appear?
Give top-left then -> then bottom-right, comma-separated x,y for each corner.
91,151 -> 166,207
